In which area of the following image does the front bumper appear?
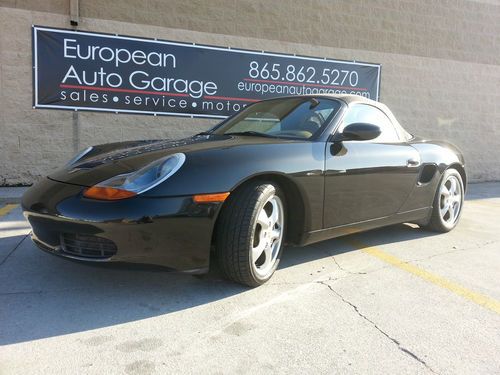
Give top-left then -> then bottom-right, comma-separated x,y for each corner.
22,178 -> 223,272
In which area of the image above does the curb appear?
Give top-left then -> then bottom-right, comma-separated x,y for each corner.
0,187 -> 28,204
0,197 -> 22,204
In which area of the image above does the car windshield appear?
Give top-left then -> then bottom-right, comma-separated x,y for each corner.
213,97 -> 341,140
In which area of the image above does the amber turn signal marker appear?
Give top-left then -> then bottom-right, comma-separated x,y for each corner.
83,186 -> 137,200
193,192 -> 230,203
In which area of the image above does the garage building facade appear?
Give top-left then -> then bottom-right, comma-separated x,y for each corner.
0,0 -> 499,184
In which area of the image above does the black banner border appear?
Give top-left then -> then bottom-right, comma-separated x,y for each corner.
32,25 -> 382,120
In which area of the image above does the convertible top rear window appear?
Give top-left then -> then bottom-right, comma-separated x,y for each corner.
214,98 -> 341,140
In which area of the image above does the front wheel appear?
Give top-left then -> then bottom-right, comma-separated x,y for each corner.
424,168 -> 464,232
215,182 -> 285,287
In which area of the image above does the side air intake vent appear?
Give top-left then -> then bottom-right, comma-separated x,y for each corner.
418,164 -> 437,184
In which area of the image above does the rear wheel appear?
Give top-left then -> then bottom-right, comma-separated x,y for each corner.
215,182 -> 285,287
425,168 -> 464,232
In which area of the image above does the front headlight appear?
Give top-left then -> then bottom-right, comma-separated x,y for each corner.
83,153 -> 186,200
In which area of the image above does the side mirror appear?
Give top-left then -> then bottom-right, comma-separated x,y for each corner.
336,122 -> 381,141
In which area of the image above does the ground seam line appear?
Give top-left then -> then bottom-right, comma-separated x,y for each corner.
317,280 -> 438,374
346,238 -> 500,315
0,233 -> 30,267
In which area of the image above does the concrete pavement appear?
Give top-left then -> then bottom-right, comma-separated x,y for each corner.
0,183 -> 499,374
0,187 -> 27,204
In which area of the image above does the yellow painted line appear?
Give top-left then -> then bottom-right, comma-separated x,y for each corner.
347,238 -> 500,315
0,204 -> 19,217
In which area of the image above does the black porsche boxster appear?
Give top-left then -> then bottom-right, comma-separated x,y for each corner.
22,95 -> 466,286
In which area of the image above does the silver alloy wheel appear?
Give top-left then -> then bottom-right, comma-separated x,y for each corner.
251,194 -> 284,278
439,174 -> 462,225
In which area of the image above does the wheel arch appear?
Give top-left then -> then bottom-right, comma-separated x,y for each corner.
212,173 -> 307,247
448,163 -> 467,192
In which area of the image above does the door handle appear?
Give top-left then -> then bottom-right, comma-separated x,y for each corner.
406,157 -> 420,167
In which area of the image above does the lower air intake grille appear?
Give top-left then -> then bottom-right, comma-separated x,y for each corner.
60,233 -> 117,259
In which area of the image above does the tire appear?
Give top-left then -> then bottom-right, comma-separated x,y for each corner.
215,182 -> 286,287
424,168 -> 464,232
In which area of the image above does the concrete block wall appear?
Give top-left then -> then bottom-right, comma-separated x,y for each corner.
0,1 -> 499,184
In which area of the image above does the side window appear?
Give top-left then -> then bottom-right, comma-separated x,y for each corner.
341,104 -> 400,143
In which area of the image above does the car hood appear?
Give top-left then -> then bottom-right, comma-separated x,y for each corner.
48,134 -> 298,187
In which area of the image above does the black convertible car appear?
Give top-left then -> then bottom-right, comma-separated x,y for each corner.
23,95 -> 466,286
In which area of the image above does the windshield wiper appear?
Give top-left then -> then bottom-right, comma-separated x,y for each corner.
225,131 -> 277,138
195,131 -> 213,136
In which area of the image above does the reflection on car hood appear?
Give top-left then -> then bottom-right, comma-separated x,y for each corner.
48,134 -> 297,187
74,137 -> 209,170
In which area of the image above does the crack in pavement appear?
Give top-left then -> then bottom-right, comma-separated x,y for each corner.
309,244 -> 368,275
358,238 -> 500,277
375,239 -> 498,274
313,238 -> 499,281
407,239 -> 499,265
0,283 -> 167,297
330,255 -> 367,275
0,233 -> 29,267
316,279 -> 438,374
0,290 -> 44,296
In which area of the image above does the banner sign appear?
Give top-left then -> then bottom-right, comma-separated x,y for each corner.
33,26 -> 381,119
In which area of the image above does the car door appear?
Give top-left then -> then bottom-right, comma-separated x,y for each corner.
323,103 -> 420,228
